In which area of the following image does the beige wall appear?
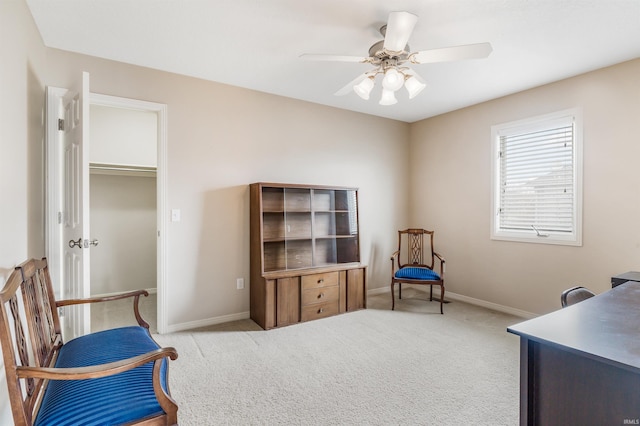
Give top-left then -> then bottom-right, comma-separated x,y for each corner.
0,0 -> 46,266
90,173 -> 157,295
0,0 -> 47,422
410,58 -> 640,315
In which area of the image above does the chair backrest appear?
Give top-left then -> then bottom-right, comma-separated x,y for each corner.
0,258 -> 63,425
397,228 -> 435,269
561,286 -> 596,307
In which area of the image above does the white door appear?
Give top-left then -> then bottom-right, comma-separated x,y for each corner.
61,72 -> 91,340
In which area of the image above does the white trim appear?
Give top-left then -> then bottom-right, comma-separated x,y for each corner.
45,87 -> 68,300
89,93 -> 167,114
165,311 -> 251,334
442,291 -> 537,319
367,286 -> 388,296
156,104 -> 168,334
165,286 -> 537,333
367,286 -> 537,319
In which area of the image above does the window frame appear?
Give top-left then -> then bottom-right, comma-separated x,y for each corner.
490,108 -> 583,246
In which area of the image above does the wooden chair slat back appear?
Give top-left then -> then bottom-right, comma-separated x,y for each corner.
398,228 -> 435,270
19,259 -> 61,367
0,258 -> 63,425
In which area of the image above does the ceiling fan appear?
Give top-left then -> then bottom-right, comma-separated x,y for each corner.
301,11 -> 492,105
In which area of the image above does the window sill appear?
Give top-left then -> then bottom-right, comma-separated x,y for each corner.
491,232 -> 582,247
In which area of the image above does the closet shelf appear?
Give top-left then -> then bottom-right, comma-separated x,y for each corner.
89,163 -> 156,177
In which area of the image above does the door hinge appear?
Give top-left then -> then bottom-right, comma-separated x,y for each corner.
57,211 -> 62,224
58,118 -> 64,131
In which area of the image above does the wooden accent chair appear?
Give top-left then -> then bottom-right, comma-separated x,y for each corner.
391,228 -> 446,314
561,286 -> 596,307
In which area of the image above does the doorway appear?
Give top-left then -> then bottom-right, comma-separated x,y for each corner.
89,103 -> 159,332
45,87 -> 168,335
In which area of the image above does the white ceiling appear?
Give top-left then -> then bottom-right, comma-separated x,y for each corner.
26,0 -> 640,123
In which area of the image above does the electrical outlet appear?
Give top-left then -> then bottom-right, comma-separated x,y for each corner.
236,278 -> 244,290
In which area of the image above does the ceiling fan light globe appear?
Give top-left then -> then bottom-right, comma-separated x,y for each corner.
382,68 -> 404,92
405,76 -> 426,99
353,77 -> 375,100
379,88 -> 397,106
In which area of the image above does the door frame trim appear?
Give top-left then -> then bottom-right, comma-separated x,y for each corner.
45,87 -> 67,301
46,90 -> 169,334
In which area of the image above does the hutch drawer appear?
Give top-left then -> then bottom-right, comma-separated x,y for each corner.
301,271 -> 339,289
301,300 -> 339,322
302,284 -> 339,306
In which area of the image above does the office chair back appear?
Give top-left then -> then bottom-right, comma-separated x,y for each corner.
561,286 -> 596,307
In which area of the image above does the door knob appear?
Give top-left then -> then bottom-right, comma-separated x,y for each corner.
83,239 -> 99,248
68,238 -> 82,248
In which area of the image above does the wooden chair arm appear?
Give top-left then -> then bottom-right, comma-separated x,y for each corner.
16,347 -> 178,380
390,250 -> 400,261
55,289 -> 149,307
56,290 -> 151,328
390,250 -> 400,274
434,252 -> 445,276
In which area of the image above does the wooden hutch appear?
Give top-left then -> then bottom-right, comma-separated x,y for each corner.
250,183 -> 366,330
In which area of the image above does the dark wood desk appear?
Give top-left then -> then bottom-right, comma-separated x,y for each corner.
508,282 -> 640,425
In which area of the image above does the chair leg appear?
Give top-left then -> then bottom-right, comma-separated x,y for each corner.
429,285 -> 433,301
440,284 -> 444,314
399,283 -> 402,299
391,282 -> 395,310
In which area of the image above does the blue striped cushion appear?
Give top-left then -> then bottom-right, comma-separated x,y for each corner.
395,266 -> 440,281
34,326 -> 168,426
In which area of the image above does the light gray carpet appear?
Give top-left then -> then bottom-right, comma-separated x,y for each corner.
154,289 -> 522,425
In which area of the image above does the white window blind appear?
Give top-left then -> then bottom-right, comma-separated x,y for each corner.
347,190 -> 358,235
491,109 -> 582,245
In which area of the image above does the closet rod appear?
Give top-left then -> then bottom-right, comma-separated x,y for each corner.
89,163 -> 156,173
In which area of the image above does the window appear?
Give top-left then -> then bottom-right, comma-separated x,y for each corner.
491,109 -> 582,245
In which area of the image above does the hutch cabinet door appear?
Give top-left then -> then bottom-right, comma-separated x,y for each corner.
276,277 -> 300,327
346,268 -> 366,311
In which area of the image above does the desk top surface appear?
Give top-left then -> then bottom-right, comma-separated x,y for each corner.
508,281 -> 640,371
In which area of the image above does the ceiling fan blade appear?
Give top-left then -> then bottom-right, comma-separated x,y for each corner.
300,54 -> 369,63
334,72 -> 372,96
410,42 -> 493,64
383,11 -> 418,52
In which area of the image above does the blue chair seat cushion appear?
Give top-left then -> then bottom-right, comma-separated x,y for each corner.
395,266 -> 441,281
34,326 -> 168,426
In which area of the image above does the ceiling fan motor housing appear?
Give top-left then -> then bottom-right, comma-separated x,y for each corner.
369,40 -> 410,63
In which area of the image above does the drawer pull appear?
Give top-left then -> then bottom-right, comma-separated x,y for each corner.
318,308 -> 324,314
317,279 -> 324,284
318,293 -> 325,299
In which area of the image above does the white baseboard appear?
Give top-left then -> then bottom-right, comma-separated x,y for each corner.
368,286 -> 537,319
164,311 -> 251,334
443,291 -> 537,319
367,286 -> 388,296
163,287 -> 536,334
